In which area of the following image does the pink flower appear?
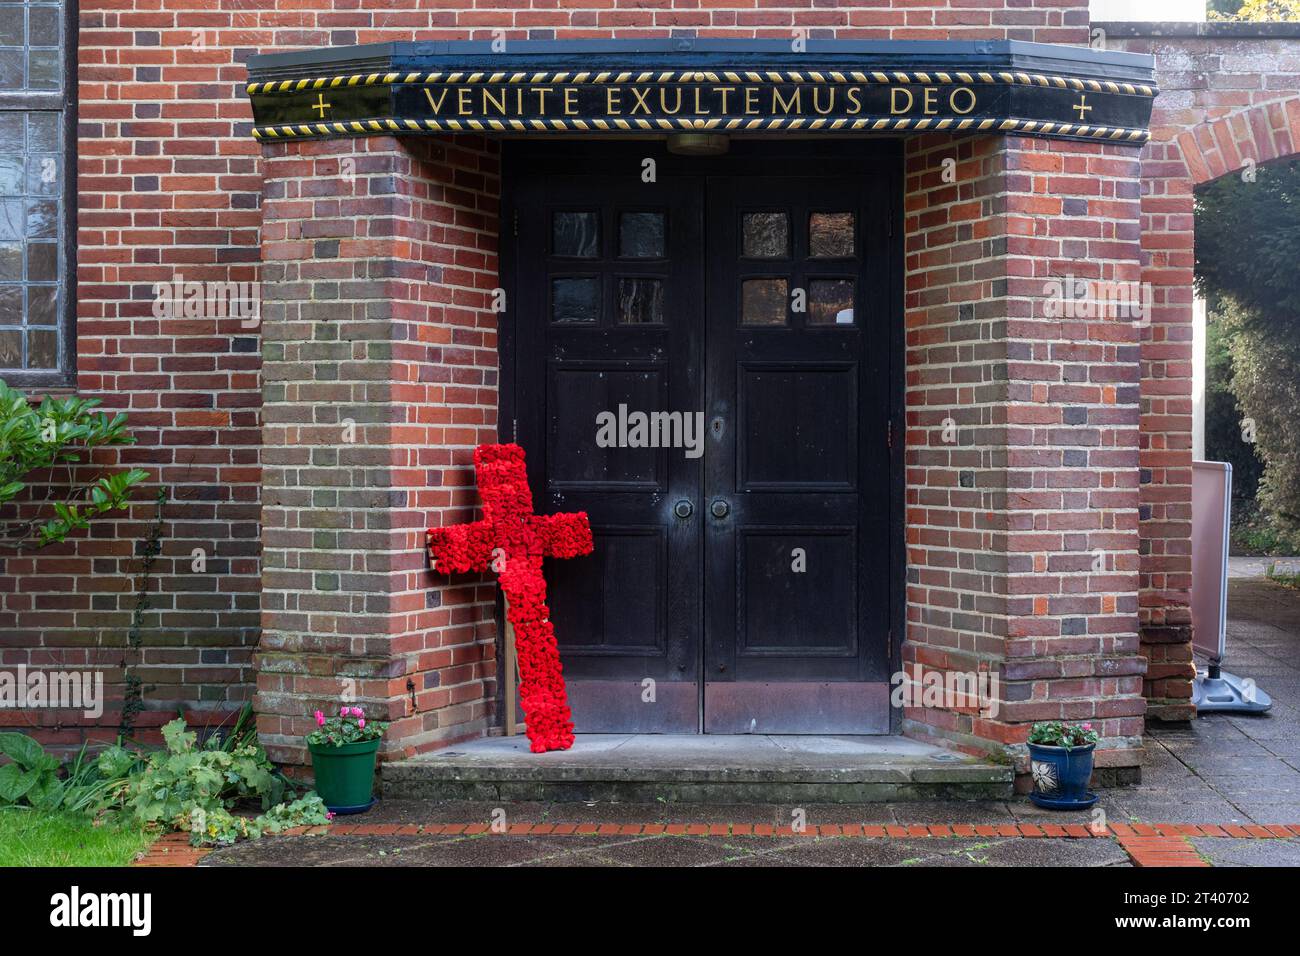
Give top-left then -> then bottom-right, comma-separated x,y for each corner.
340,706 -> 348,717
1082,722 -> 1093,731
352,706 -> 364,717
357,718 -> 366,729
314,710 -> 325,727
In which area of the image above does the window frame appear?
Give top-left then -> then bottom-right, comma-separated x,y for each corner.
0,0 -> 77,389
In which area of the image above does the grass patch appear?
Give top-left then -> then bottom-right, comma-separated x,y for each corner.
0,808 -> 152,867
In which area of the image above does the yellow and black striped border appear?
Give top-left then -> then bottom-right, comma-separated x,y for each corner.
246,68 -> 1156,98
251,113 -> 1151,142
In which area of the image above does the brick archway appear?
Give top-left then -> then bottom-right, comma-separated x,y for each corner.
1100,21 -> 1300,722
1146,96 -> 1300,721
1177,96 -> 1300,185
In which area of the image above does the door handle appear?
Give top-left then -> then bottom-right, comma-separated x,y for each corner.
710,499 -> 730,519
673,499 -> 694,519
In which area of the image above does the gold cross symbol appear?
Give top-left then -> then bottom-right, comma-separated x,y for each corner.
311,93 -> 331,119
1073,94 -> 1092,122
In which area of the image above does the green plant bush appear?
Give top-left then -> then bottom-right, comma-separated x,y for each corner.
0,733 -> 140,814
0,718 -> 330,847
0,732 -> 64,808
0,379 -> 149,549
1027,720 -> 1099,751
1204,310 -> 1265,501
1197,159 -> 1300,540
99,719 -> 329,845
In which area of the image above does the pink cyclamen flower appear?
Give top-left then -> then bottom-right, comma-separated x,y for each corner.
353,706 -> 364,717
340,706 -> 348,717
315,710 -> 326,727
1082,722 -> 1093,731
357,718 -> 366,729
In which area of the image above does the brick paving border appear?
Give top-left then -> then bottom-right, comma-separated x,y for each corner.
131,831 -> 213,868
286,821 -> 1300,839
133,821 -> 1300,868
1118,836 -> 1211,868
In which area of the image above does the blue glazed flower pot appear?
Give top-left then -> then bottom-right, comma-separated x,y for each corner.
1027,742 -> 1098,810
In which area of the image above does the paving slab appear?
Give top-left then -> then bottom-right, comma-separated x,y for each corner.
1134,579 -> 1300,824
1228,556 -> 1300,578
1190,837 -> 1300,867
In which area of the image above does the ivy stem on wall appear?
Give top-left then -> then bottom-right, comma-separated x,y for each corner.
120,487 -> 168,738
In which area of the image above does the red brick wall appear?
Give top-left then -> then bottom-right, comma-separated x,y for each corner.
902,133 -> 1147,773
7,0 -> 1094,746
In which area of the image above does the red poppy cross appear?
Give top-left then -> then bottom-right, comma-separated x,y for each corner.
425,443 -> 593,753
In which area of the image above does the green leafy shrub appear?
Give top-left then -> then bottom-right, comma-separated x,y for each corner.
1208,0 -> 1300,24
1231,497 -> 1300,557
1219,309 -> 1300,537
0,379 -> 149,549
0,718 -> 329,847
102,719 -> 329,846
1027,721 -> 1099,751
1205,311 -> 1265,502
190,794 -> 330,846
0,734 -> 134,813
0,732 -> 64,807
1197,160 -> 1300,539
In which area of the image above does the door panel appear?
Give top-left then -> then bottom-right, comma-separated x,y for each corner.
737,527 -> 857,654
703,173 -> 891,732
508,144 -> 897,735
547,360 -> 667,489
515,172 -> 705,733
738,362 -> 858,490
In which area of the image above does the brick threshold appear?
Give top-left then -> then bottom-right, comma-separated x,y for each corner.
132,821 -> 1298,868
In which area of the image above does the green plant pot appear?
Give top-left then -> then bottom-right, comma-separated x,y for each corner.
307,738 -> 380,814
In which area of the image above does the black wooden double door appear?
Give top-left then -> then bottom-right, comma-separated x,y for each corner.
509,144 -> 897,734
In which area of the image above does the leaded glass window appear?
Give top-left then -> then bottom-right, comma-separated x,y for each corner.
0,0 -> 72,384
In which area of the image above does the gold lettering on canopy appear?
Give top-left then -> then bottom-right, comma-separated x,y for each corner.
771,87 -> 801,114
404,81 -> 986,123
950,87 -> 977,115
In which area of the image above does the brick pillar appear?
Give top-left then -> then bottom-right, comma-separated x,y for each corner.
902,134 -> 1147,783
255,134 -> 502,767
1133,127 -> 1197,722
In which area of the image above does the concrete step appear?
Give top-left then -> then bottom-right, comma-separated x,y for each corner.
384,734 -> 1013,803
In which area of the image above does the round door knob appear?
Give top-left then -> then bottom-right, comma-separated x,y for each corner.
710,499 -> 730,519
673,499 -> 694,519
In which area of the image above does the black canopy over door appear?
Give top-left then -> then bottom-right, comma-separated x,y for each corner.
507,143 -> 899,734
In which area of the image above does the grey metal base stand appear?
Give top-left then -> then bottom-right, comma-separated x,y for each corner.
1193,660 -> 1272,714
